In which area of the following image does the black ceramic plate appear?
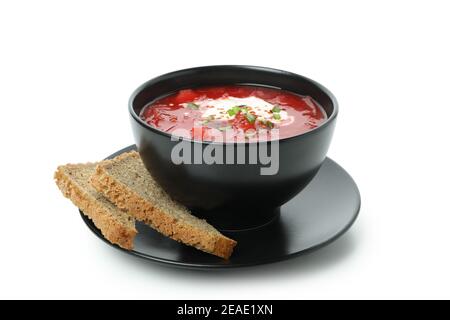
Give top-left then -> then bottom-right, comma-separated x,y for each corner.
80,145 -> 360,269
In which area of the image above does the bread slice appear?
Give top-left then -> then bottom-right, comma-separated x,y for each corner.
90,151 -> 237,259
54,163 -> 137,250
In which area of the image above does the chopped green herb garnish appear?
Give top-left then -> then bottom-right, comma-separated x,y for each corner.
227,106 -> 241,116
260,119 -> 274,128
238,105 -> 249,113
227,105 -> 250,117
186,102 -> 199,110
273,113 -> 281,120
245,113 -> 256,124
227,109 -> 236,116
272,105 -> 281,113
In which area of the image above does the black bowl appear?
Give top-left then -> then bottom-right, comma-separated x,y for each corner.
129,66 -> 338,230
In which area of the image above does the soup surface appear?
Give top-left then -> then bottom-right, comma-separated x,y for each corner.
140,85 -> 326,142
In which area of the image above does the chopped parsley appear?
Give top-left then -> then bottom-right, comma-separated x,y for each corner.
273,113 -> 281,120
245,113 -> 256,124
227,105 -> 250,117
260,119 -> 274,128
227,106 -> 241,116
272,105 -> 281,113
238,105 -> 249,112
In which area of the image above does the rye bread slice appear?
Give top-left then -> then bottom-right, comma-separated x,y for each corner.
54,163 -> 137,250
90,151 -> 237,259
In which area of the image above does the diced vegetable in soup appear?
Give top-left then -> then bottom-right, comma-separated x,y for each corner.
140,85 -> 326,142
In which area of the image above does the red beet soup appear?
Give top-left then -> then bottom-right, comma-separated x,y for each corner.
140,85 -> 326,142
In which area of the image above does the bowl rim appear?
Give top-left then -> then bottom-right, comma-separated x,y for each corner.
128,65 -> 338,145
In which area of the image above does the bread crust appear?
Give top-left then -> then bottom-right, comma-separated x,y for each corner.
54,164 -> 137,250
91,152 -> 237,259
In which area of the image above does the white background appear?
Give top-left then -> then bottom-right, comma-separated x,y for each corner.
1,0 -> 449,300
